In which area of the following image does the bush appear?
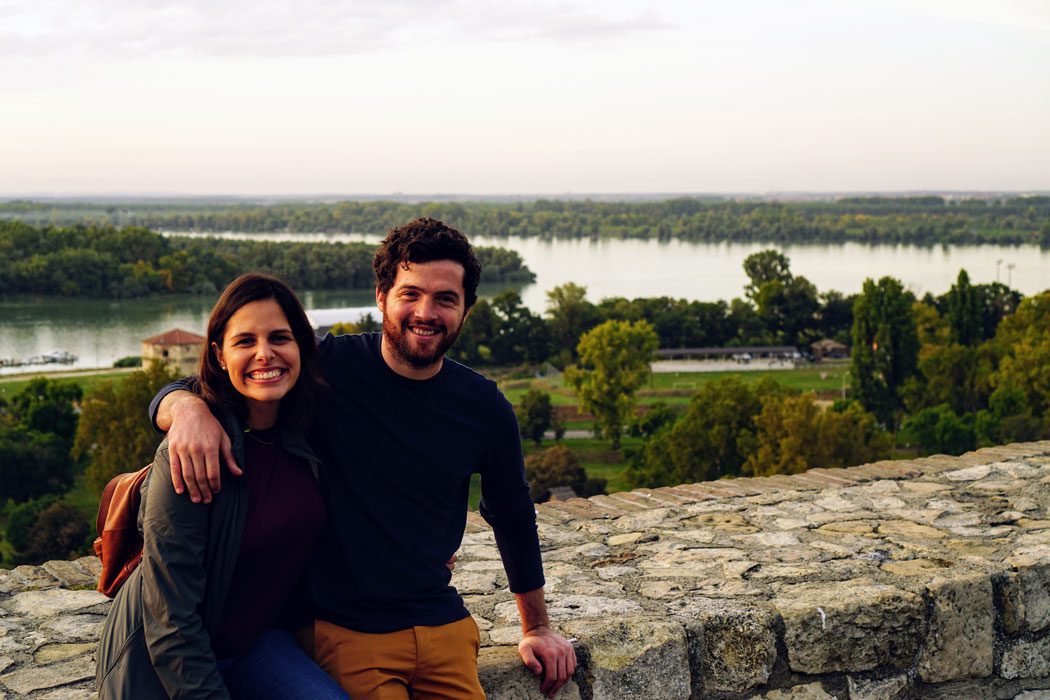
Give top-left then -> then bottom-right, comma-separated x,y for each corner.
524,445 -> 605,503
113,356 -> 142,368
4,495 -> 60,557
21,502 -> 92,563
0,427 -> 75,504
516,389 -> 553,446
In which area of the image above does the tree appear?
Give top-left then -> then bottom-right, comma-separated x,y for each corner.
753,275 -> 820,347
626,378 -> 785,488
73,361 -> 179,494
524,445 -> 605,503
851,277 -> 919,426
6,377 -> 82,446
743,394 -> 890,476
490,291 -> 551,365
0,427 -> 74,503
452,298 -> 497,365
516,389 -> 554,446
743,250 -> 793,302
545,283 -> 600,365
564,320 -> 659,449
945,269 -> 982,346
20,502 -> 91,564
901,404 -> 976,456
989,291 -> 1050,417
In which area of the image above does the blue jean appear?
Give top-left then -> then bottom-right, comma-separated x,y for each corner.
218,628 -> 350,700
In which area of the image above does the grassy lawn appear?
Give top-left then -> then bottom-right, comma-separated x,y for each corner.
0,369 -> 137,399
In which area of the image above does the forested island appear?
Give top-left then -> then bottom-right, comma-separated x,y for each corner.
3,195 -> 1050,245
0,221 -> 534,297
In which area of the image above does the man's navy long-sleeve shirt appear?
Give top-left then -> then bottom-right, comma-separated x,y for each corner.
150,332 -> 543,633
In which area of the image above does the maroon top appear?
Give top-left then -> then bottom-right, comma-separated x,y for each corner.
212,427 -> 326,658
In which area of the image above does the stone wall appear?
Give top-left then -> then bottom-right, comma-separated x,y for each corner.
5,443 -> 1050,698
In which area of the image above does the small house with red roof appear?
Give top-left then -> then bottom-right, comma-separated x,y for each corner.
141,329 -> 207,375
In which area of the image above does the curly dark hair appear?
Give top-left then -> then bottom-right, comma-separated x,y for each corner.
197,272 -> 325,430
372,218 -> 481,309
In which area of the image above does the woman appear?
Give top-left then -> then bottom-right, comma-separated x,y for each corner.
96,272 -> 348,699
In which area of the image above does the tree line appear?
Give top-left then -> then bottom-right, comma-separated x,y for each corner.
0,222 -> 534,298
3,196 -> 1049,245
489,259 -> 1042,493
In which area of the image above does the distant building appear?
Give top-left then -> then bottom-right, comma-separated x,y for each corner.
142,329 -> 206,375
811,338 -> 849,360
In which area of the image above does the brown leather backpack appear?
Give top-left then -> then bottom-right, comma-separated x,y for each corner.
93,464 -> 151,598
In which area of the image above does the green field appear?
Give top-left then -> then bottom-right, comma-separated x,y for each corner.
0,369 -> 137,399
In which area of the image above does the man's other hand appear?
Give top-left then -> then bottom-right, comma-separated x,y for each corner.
518,626 -> 576,698
166,394 -> 240,503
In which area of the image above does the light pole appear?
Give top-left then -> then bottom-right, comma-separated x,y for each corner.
1007,263 -> 1016,287
996,259 -> 1003,282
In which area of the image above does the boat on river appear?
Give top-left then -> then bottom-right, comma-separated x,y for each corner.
24,350 -> 78,365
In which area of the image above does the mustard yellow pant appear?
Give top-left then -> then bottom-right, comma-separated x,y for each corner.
300,616 -> 485,700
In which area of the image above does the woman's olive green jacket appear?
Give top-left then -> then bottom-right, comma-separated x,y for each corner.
95,411 -> 320,700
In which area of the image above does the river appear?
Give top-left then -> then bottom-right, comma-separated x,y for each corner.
2,232 -> 1048,374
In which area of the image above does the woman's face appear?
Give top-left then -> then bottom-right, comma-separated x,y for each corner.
212,298 -> 301,413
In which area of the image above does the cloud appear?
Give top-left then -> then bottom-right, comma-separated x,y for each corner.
0,0 -> 670,59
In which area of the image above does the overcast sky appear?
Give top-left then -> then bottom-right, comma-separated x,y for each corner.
2,0 -> 1048,195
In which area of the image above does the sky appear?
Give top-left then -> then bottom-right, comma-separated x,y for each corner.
1,0 -> 1048,195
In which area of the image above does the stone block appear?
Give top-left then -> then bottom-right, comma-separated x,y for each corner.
760,683 -> 836,699
0,656 -> 94,694
477,646 -> 582,699
494,595 -> 642,623
12,565 -> 60,590
33,643 -> 97,664
774,581 -> 923,674
38,615 -> 106,643
671,598 -> 777,695
2,590 -> 109,619
846,673 -> 910,700
565,617 -> 690,700
1003,563 -> 1050,634
918,574 -> 994,682
41,561 -> 97,590
1000,637 -> 1050,679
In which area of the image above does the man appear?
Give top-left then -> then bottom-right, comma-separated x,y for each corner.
151,218 -> 575,699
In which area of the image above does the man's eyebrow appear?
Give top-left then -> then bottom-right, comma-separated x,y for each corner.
398,284 -> 460,298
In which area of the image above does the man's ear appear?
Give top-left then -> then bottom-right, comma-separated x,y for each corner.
375,286 -> 386,312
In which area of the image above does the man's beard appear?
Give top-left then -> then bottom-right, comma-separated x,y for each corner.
382,315 -> 463,369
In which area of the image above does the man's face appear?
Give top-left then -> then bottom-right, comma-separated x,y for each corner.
377,259 -> 469,370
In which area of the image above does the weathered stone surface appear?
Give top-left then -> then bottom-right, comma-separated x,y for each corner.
671,598 -> 777,695
846,673 -> 910,700
774,581 -> 923,674
0,657 -> 94,694
1001,637 -> 1050,679
37,615 -> 106,642
918,574 -> 994,682
494,595 -> 642,623
1003,563 -> 1050,634
565,618 -> 690,700
32,643 -> 96,665
760,683 -> 836,699
2,590 -> 108,619
5,446 -> 1050,697
39,561 -> 96,591
477,646 -> 582,699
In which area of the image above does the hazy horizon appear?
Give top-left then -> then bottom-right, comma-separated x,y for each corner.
3,0 -> 1048,195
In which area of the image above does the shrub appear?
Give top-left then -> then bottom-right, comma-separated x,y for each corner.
524,445 -> 605,503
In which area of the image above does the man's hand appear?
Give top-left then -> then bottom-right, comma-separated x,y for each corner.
160,390 -> 241,503
518,627 -> 576,698
515,588 -> 576,697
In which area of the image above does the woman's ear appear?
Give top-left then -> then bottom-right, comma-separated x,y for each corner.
211,341 -> 226,370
